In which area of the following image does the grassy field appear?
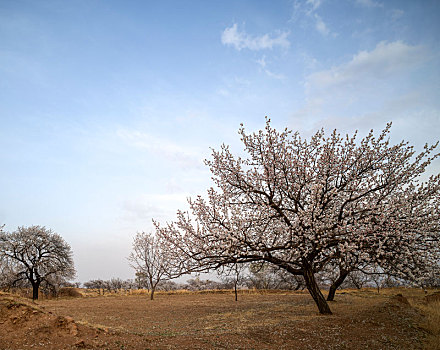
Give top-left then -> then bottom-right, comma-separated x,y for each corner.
1,288 -> 439,349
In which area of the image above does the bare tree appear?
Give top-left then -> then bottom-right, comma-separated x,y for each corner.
0,225 -> 75,300
218,263 -> 248,301
128,231 -> 178,300
343,270 -> 369,290
155,120 -> 440,314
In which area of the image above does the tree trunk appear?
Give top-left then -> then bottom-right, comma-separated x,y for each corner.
327,269 -> 349,301
303,267 -> 332,315
32,282 -> 40,300
234,281 -> 238,301
149,277 -> 155,300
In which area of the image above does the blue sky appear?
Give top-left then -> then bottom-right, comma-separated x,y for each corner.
1,0 -> 439,282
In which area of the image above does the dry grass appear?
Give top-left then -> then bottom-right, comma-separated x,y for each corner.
0,291 -> 43,311
79,287 -> 303,298
416,300 -> 440,350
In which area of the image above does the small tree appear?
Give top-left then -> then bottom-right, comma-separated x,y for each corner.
128,231 -> 177,300
344,270 -> 369,290
218,263 -> 248,301
0,226 -> 75,300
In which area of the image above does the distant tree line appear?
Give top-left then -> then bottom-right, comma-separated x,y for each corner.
81,262 -> 440,297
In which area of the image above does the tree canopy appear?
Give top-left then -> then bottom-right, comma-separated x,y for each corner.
155,120 -> 440,314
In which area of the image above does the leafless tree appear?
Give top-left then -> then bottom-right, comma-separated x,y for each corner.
0,225 -> 75,300
343,270 -> 369,290
218,263 -> 248,301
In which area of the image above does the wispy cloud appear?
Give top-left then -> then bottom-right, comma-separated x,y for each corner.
305,0 -> 322,14
221,24 -> 290,51
306,41 -> 427,91
292,0 -> 333,36
355,0 -> 383,8
256,56 -> 286,79
391,9 -> 404,21
117,129 -> 203,169
292,40 -> 436,142
314,14 -> 329,36
121,193 -> 190,222
256,56 -> 267,68
296,95 -> 440,152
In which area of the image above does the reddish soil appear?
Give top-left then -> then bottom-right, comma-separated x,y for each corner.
0,289 -> 430,349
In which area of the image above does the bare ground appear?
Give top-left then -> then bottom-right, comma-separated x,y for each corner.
0,289 -> 435,349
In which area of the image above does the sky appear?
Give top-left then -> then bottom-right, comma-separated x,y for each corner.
1,0 -> 439,283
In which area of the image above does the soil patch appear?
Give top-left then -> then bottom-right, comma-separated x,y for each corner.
0,289 -> 430,349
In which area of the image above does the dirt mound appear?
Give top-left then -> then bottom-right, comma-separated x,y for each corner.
392,293 -> 411,305
0,292 -> 144,349
424,291 -> 440,304
58,287 -> 84,298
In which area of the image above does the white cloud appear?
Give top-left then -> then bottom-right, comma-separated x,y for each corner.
306,0 -> 322,13
256,56 -> 286,79
314,14 -> 329,36
121,193 -> 190,222
355,0 -> 383,8
221,24 -> 290,51
117,129 -> 203,169
217,88 -> 230,97
256,56 -> 267,68
291,1 -> 333,37
292,40 -> 436,142
297,98 -> 440,152
391,9 -> 404,21
300,51 -> 319,71
264,69 -> 286,80
306,41 -> 427,91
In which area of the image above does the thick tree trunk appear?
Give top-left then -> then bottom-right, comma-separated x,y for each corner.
303,267 -> 332,315
327,269 -> 349,301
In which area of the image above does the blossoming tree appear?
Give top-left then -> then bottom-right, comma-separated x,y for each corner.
128,231 -> 183,300
0,225 -> 75,300
155,120 -> 439,314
